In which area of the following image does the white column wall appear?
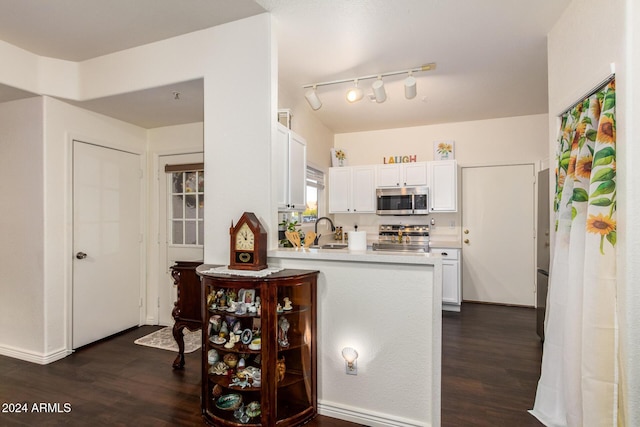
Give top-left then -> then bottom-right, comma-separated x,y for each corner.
0,97 -> 44,357
203,14 -> 277,263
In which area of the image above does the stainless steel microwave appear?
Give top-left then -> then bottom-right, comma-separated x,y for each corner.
376,186 -> 429,215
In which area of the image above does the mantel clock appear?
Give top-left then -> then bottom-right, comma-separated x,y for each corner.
229,212 -> 268,270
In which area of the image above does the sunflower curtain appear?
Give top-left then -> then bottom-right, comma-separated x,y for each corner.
530,80 -> 617,427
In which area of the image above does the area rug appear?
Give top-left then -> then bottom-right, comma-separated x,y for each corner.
134,326 -> 201,353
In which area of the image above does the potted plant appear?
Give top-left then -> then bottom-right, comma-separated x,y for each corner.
278,219 -> 305,247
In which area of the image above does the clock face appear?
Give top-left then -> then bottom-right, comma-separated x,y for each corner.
235,223 -> 255,251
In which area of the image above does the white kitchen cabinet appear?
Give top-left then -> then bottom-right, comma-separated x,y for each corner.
376,162 -> 428,187
428,160 -> 458,212
275,123 -> 306,211
431,247 -> 461,311
329,166 -> 376,213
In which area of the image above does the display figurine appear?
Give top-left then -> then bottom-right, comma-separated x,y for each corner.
225,332 -> 240,349
283,297 -> 293,311
220,321 -> 229,338
278,317 -> 290,347
276,356 -> 286,382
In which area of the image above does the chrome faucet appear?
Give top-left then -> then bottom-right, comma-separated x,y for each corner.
313,217 -> 336,246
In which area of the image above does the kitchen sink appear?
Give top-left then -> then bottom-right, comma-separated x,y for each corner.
313,243 -> 348,249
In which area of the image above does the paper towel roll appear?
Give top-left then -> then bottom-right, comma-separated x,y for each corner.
348,231 -> 367,251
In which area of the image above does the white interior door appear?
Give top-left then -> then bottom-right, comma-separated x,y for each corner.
158,153 -> 204,326
461,164 -> 536,306
73,141 -> 142,348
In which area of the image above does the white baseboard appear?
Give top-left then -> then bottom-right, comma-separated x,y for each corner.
0,345 -> 70,365
318,400 -> 429,427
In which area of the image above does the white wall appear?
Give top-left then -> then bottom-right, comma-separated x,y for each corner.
331,113 -> 549,241
335,113 -> 549,166
0,97 -> 44,357
0,96 -> 148,363
547,0 -> 636,423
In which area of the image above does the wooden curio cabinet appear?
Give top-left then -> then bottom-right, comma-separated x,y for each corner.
197,265 -> 318,427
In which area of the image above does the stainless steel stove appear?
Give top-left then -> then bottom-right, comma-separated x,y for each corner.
371,224 -> 430,252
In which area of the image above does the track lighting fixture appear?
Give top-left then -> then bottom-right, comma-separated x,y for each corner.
304,85 -> 322,110
372,77 -> 386,103
346,80 -> 364,103
302,63 -> 435,110
404,72 -> 417,99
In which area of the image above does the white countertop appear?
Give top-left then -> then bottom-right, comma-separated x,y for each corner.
268,247 -> 442,265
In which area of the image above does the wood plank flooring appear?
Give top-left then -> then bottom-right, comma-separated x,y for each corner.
442,303 -> 543,427
0,303 -> 542,426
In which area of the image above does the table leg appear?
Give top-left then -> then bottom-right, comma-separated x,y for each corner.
172,322 -> 186,369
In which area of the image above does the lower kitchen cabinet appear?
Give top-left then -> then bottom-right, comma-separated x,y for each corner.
197,265 -> 318,427
431,248 -> 461,311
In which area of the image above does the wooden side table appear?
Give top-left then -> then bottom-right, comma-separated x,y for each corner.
170,261 -> 203,369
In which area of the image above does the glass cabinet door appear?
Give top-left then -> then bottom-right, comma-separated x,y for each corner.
275,279 -> 315,422
204,282 -> 263,426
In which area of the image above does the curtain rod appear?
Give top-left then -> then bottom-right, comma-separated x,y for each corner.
559,73 -> 615,116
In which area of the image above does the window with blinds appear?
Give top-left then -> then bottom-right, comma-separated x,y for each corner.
303,166 -> 324,223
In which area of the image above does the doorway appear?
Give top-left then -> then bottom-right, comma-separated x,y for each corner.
72,140 -> 143,348
461,164 -> 536,306
157,153 -> 204,326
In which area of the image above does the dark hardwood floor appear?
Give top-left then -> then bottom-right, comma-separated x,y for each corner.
442,303 -> 543,427
0,303 -> 542,426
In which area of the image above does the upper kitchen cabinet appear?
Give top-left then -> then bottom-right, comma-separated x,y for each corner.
376,162 -> 428,187
329,166 -> 376,214
428,160 -> 458,212
275,123 -> 306,211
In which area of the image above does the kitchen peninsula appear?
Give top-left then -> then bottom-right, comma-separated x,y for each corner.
268,248 -> 442,427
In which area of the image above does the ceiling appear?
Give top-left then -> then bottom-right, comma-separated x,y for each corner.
0,0 -> 570,133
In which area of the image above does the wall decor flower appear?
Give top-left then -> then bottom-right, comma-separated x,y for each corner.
331,148 -> 347,166
434,140 -> 455,160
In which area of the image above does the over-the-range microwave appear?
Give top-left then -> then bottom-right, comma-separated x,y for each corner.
376,186 -> 429,215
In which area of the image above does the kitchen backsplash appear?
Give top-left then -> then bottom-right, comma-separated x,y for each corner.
329,211 -> 461,243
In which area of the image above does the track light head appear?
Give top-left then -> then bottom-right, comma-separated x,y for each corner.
346,80 -> 364,103
372,77 -> 386,103
404,73 -> 417,99
304,86 -> 322,110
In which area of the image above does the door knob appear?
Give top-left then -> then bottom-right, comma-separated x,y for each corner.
76,252 -> 87,259
464,239 -> 470,244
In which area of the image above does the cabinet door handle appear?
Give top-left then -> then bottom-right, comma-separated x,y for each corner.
442,252 -> 448,256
